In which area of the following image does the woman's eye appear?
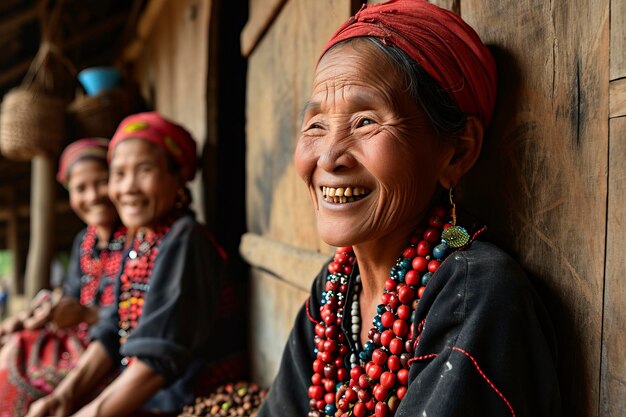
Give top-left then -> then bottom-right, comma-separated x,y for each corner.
304,122 -> 322,132
356,118 -> 375,128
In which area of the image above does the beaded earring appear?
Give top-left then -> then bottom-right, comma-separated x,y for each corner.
441,187 -> 470,248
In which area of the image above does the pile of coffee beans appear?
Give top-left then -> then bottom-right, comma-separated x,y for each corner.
178,382 -> 268,417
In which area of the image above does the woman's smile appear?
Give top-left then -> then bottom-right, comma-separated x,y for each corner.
320,185 -> 372,204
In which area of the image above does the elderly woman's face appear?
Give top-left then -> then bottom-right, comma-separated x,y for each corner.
295,40 -> 454,247
108,139 -> 181,231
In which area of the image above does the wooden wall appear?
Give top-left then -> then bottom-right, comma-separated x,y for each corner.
242,0 -> 625,415
125,0 -> 213,223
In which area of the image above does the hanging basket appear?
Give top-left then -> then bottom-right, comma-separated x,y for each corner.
0,87 -> 66,160
67,84 -> 143,139
0,0 -> 75,161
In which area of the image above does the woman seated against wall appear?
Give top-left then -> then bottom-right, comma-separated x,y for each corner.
0,138 -> 127,416
26,112 -> 245,417
257,1 -> 561,416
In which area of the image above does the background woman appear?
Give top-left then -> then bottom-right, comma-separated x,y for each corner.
26,112 -> 244,417
0,138 -> 126,416
257,1 -> 560,416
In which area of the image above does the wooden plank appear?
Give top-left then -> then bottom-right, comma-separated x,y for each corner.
241,0 -> 287,57
132,0 -> 211,223
249,268 -> 309,386
245,0 -> 352,252
240,232 -> 328,291
461,1 -> 609,416
610,78 -> 626,118
610,0 -> 626,80
601,116 -> 626,417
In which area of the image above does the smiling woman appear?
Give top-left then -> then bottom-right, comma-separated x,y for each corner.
0,138 -> 127,417
25,113 -> 245,417
257,1 -> 561,417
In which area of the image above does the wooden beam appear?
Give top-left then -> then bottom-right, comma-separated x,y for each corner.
240,0 -> 287,57
0,3 -> 40,34
63,13 -> 127,51
0,58 -> 32,86
601,116 -> 626,416
611,0 -> 626,80
240,232 -> 328,292
0,201 -> 70,221
120,0 -> 170,63
610,78 -> 626,118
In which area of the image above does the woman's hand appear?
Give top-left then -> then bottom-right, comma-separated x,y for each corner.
22,301 -> 53,330
25,392 -> 72,417
50,298 -> 96,328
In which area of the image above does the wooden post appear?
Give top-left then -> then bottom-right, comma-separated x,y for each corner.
6,186 -> 21,296
24,155 -> 55,300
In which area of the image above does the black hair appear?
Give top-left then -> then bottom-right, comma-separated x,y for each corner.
329,37 -> 467,137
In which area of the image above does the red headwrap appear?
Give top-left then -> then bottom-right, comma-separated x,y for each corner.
109,112 -> 197,182
321,0 -> 497,127
57,137 -> 109,187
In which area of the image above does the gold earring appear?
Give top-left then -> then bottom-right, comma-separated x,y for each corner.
441,187 -> 470,248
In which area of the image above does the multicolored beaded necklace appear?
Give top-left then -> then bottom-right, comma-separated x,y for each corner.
117,221 -> 172,365
79,225 -> 126,307
307,206 -> 470,417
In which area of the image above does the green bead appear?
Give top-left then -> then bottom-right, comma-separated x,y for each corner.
442,225 -> 470,248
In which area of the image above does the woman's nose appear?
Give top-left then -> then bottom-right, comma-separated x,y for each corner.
317,129 -> 357,173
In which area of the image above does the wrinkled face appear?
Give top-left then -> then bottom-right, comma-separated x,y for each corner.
108,139 -> 181,231
295,40 -> 453,247
68,159 -> 117,228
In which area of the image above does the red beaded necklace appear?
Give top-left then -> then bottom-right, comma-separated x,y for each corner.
117,222 -> 172,354
308,207 -> 461,417
78,226 -> 126,307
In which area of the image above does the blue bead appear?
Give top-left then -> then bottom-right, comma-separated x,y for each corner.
314,348 -> 319,354
320,299 -> 326,305
359,351 -> 370,361
399,258 -> 412,270
325,403 -> 336,415
421,272 -> 432,286
377,304 -> 386,314
433,244 -> 448,260
364,341 -> 375,352
396,269 -> 407,282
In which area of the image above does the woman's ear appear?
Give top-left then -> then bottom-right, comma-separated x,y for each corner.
438,116 -> 484,189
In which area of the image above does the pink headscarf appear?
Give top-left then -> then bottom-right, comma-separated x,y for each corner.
109,112 -> 197,182
57,138 -> 109,187
321,0 -> 497,127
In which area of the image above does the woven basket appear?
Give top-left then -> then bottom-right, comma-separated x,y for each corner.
68,85 -> 142,138
0,87 -> 66,160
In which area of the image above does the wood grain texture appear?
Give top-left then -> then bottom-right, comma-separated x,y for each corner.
241,0 -> 287,57
610,0 -> 625,80
133,0 -> 211,223
610,78 -> 626,118
240,232 -> 329,291
245,0 -> 351,254
244,0 -> 353,383
461,1 -> 609,415
601,116 -> 626,417
249,268 -> 309,386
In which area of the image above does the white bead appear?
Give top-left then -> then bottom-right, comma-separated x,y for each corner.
352,324 -> 360,333
352,316 -> 360,324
